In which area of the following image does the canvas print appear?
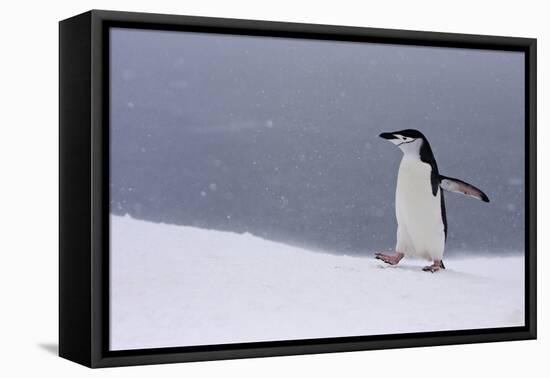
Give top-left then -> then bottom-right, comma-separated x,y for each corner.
109,27 -> 525,351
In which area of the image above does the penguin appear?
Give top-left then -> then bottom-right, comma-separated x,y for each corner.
374,129 -> 489,272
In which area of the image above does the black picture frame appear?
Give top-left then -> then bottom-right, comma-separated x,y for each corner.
59,9 -> 537,368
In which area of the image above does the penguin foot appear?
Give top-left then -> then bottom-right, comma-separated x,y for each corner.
422,261 -> 443,273
422,265 -> 440,273
375,252 -> 404,266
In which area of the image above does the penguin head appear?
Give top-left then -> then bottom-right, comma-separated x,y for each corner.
379,129 -> 426,156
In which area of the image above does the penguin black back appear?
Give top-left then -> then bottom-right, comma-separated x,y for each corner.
419,138 -> 440,197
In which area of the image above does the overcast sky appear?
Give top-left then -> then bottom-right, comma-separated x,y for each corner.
110,28 -> 525,255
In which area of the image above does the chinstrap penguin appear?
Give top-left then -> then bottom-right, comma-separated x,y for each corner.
375,129 -> 489,272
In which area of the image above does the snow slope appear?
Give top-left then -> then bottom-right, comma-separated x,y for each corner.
110,215 -> 524,351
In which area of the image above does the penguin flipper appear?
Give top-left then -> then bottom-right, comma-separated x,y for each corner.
439,175 -> 490,203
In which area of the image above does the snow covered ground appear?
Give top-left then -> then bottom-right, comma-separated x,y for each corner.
110,215 -> 525,351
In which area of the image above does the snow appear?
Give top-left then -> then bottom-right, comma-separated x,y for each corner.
110,215 -> 524,351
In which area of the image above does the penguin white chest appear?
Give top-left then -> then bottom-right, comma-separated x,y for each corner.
395,157 -> 445,260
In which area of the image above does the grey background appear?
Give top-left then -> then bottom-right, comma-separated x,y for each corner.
110,28 -> 525,255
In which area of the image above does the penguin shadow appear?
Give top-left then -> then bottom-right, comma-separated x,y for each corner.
373,261 -> 488,281
374,263 -> 419,273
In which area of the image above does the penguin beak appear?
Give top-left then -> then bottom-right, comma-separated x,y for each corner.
379,132 -> 396,140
